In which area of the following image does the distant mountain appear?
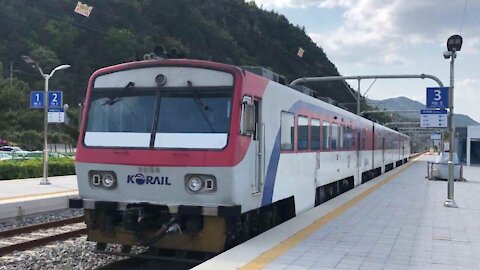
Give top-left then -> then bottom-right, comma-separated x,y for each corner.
367,96 -> 479,127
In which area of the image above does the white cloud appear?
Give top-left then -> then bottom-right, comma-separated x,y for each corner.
457,78 -> 479,89
271,0 -> 480,66
455,79 -> 480,122
255,0 -> 480,122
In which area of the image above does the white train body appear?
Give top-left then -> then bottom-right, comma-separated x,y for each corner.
70,59 -> 410,253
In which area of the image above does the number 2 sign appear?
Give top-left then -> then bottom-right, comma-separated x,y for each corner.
426,87 -> 449,109
48,91 -> 63,108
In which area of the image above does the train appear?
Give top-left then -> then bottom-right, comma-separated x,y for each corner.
69,57 -> 410,255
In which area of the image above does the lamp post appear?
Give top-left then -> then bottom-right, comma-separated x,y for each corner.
22,56 -> 70,185
443,35 -> 462,208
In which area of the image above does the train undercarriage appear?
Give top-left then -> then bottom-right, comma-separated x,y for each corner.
77,197 -> 296,256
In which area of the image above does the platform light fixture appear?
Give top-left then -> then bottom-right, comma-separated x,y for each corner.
443,34 -> 462,208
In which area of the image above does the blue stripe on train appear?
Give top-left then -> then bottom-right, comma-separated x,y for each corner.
260,100 -> 353,206
261,132 -> 281,206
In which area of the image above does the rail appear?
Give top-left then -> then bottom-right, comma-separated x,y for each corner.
0,216 -> 86,256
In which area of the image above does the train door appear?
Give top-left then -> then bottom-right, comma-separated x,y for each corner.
252,99 -> 264,195
382,137 -> 385,165
356,129 -> 361,185
371,124 -> 375,170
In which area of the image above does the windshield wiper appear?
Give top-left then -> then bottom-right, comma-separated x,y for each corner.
188,80 -> 215,132
102,82 -> 135,106
103,97 -> 121,106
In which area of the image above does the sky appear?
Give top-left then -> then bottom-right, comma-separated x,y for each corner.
253,0 -> 480,123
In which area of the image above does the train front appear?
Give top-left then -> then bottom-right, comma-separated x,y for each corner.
70,59 -> 253,254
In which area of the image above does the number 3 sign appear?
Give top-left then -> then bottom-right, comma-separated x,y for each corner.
426,87 -> 449,109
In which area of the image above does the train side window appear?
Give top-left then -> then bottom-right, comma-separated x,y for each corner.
311,119 -> 320,150
345,126 -> 352,150
339,125 -> 344,150
331,123 -> 338,150
352,128 -> 357,149
281,111 -> 295,150
322,121 -> 330,150
298,115 -> 309,150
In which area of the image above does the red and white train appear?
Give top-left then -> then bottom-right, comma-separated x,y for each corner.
70,58 -> 410,254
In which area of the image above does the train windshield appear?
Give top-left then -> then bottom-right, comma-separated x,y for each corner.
85,88 -> 232,149
155,91 -> 231,148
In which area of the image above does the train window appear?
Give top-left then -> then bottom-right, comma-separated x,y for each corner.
322,121 -> 330,150
281,112 -> 295,150
298,116 -> 308,150
155,92 -> 232,149
352,128 -> 357,149
85,93 -> 156,147
311,119 -> 320,150
331,123 -> 338,150
345,126 -> 353,150
87,94 -> 156,133
339,125 -> 345,150
361,129 -> 367,150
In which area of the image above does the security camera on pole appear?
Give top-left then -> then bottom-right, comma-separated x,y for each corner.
443,35 -> 462,208
22,55 -> 70,185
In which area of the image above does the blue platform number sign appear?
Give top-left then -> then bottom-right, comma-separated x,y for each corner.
48,91 -> 63,109
30,91 -> 63,109
30,91 -> 44,109
426,87 -> 449,108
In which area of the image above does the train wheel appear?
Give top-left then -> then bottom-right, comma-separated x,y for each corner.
225,217 -> 240,249
96,242 -> 107,251
251,210 -> 261,236
121,245 -> 132,253
272,204 -> 282,226
261,206 -> 275,231
242,213 -> 251,241
317,186 -> 326,205
341,179 -> 349,193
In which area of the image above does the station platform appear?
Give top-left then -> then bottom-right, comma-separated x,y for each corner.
0,175 -> 78,219
194,155 -> 480,270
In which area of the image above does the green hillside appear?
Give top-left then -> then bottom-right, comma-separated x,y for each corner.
368,97 -> 479,127
0,0 -> 355,149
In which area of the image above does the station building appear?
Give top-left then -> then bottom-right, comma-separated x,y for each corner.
455,126 -> 480,165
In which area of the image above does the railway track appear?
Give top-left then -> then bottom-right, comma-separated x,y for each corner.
0,216 -> 86,256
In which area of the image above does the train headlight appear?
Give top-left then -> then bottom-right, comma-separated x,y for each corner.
185,174 -> 217,194
102,173 -> 117,188
188,177 -> 203,192
89,171 -> 117,189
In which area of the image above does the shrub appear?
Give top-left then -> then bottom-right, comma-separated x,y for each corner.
0,158 -> 75,180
